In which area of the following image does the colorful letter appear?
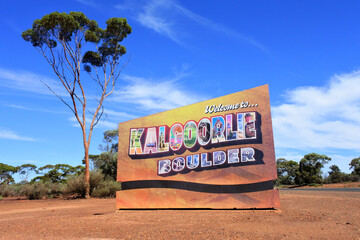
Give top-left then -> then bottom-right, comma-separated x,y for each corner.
129,128 -> 144,155
158,126 -> 169,153
211,116 -> 226,144
225,114 -> 237,141
228,149 -> 240,164
241,147 -> 255,162
197,118 -> 211,146
143,127 -> 158,154
172,157 -> 186,172
184,121 -> 198,148
158,159 -> 171,175
213,151 -> 226,166
186,154 -> 200,169
201,153 -> 212,167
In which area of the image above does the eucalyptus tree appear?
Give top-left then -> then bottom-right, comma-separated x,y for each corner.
22,12 -> 131,198
349,157 -> 360,174
18,164 -> 38,183
0,163 -> 18,184
298,153 -> 331,184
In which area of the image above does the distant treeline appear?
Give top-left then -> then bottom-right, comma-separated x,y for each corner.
0,130 -> 118,199
1,129 -> 359,199
276,154 -> 360,186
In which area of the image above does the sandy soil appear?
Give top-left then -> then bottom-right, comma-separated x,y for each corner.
0,190 -> 359,240
280,182 -> 360,189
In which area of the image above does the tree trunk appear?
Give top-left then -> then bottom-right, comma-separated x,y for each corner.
84,143 -> 90,199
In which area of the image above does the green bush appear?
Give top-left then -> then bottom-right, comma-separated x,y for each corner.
62,174 -> 86,198
0,195 -> 3,201
92,180 -> 121,198
1,171 -> 121,199
21,182 -> 49,199
19,182 -> 62,199
63,171 -> 105,198
0,184 -> 18,197
308,183 -> 321,187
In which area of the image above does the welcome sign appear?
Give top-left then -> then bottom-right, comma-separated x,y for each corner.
117,85 -> 280,209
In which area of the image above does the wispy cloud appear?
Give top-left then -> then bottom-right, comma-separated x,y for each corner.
103,109 -> 138,121
0,68 -> 66,96
3,19 -> 22,34
76,0 -> 97,8
69,117 -> 118,129
173,3 -> 268,52
136,0 -> 180,44
4,104 -> 67,115
115,0 -> 266,51
0,129 -> 36,142
272,69 -> 360,151
110,70 -> 206,112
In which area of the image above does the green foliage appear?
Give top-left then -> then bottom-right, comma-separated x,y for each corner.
276,158 -> 299,185
0,195 -> 3,201
325,165 -> 346,184
21,182 -> 48,199
346,174 -> 360,182
100,129 -> 118,152
308,183 -> 321,187
22,12 -> 131,198
22,11 -> 131,73
0,184 -> 17,197
18,164 -> 37,182
91,180 -> 121,198
0,163 -> 18,184
88,152 -> 117,180
86,129 -> 118,180
62,174 -> 86,198
22,12 -> 97,47
32,164 -> 84,183
297,153 -> 331,185
63,171 -> 104,198
0,166 -> 121,199
349,157 -> 360,175
20,182 -> 62,200
92,179 -> 121,198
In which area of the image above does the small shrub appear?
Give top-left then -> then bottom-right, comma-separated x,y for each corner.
309,183 -> 316,187
92,187 -> 110,198
0,195 -> 3,201
47,182 -> 62,197
0,184 -> 17,197
21,182 -> 50,199
62,174 -> 86,198
91,180 -> 121,198
89,171 -> 104,190
63,171 -> 105,198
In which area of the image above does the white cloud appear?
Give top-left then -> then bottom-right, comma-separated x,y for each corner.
115,0 -> 266,51
272,70 -> 360,151
0,68 -> 66,96
110,72 -> 205,112
173,3 -> 268,52
76,0 -> 96,8
4,104 -> 67,115
0,129 -> 36,141
136,0 -> 180,44
69,117 -> 118,130
103,109 -> 138,121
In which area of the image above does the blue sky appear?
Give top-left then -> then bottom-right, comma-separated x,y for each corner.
0,0 -> 359,179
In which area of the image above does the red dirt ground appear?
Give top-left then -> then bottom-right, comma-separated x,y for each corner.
1,190 -> 359,239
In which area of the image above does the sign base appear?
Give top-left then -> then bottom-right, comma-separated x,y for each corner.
117,188 -> 280,209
